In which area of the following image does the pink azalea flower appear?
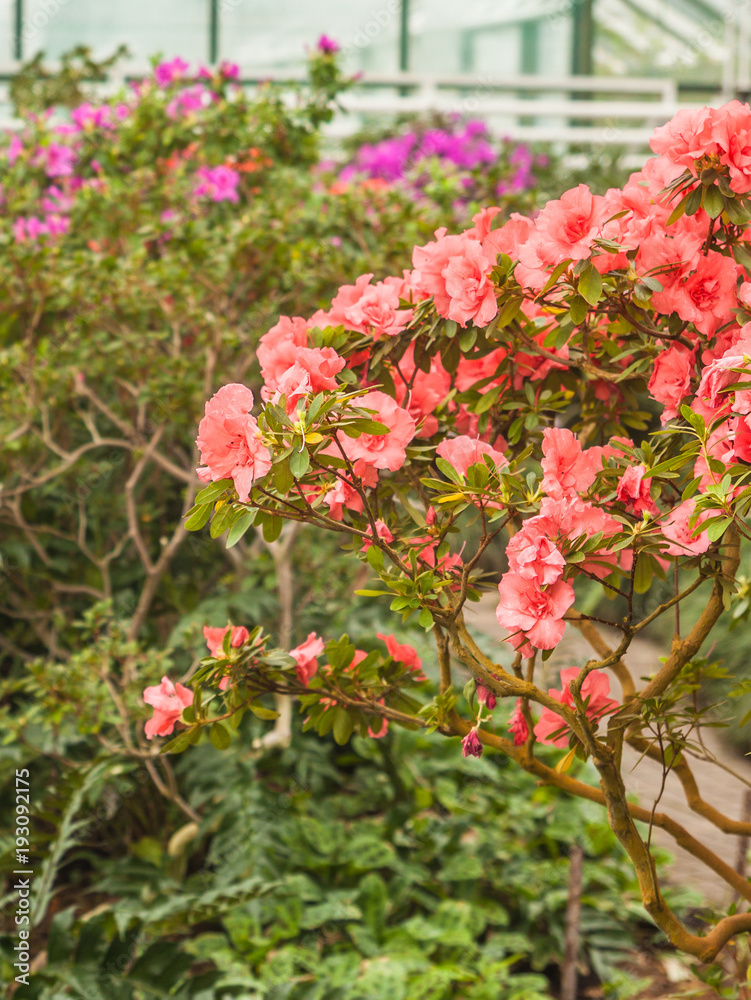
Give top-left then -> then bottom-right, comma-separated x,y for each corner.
461,729 -> 483,758
143,675 -> 193,739
659,498 -> 711,557
377,633 -> 423,676
360,519 -> 394,551
412,232 -> 497,328
265,346 -> 345,412
496,573 -> 575,651
323,477 -> 365,520
339,391 -> 416,471
219,60 -> 240,79
195,383 -> 272,501
647,343 -> 696,424
435,435 -> 506,477
675,251 -> 739,337
517,184 -> 607,280
508,700 -> 529,745
506,524 -> 566,586
617,465 -> 658,517
257,316 -> 310,391
649,106 -> 716,170
392,344 -> 451,437
534,667 -> 618,747
697,336 -> 751,414
541,427 -> 600,500
203,624 -> 250,656
325,274 -> 414,339
290,632 -> 325,685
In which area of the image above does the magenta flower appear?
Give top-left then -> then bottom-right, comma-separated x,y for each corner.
508,700 -> 529,746
193,165 -> 240,203
461,729 -> 483,758
155,57 -> 190,87
317,35 -> 340,54
476,684 -> 497,709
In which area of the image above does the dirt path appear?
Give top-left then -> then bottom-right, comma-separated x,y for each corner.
465,593 -> 750,907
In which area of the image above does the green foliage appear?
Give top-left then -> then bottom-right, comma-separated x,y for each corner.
10,45 -> 131,115
2,725 -> 669,998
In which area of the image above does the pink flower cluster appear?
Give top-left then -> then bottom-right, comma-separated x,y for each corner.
196,384 -> 272,501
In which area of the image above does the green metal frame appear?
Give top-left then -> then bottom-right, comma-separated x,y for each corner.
209,0 -> 219,64
571,0 -> 594,75
14,0 -> 23,60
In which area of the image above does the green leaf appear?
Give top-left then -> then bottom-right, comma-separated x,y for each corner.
262,515 -> 283,543
418,608 -> 434,630
348,418 -> 390,435
666,193 -> 688,226
249,702 -> 280,720
536,258 -> 572,298
226,509 -> 255,548
706,516 -> 732,542
273,458 -> 294,494
458,326 -> 477,351
685,185 -> 703,216
209,722 -> 232,750
289,446 -> 310,478
161,727 -> 200,754
496,296 -> 522,328
724,196 -> 751,226
209,502 -> 237,539
578,262 -> 602,306
704,184 -> 724,219
195,478 -> 233,504
569,294 -> 587,325
633,555 -> 653,595
333,707 -> 355,745
734,242 -> 751,272
184,503 -> 212,531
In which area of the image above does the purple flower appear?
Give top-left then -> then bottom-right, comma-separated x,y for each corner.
317,35 -> 340,54
219,61 -> 240,79
154,57 -> 190,88
71,102 -> 112,131
7,135 -> 23,164
37,142 -> 76,178
193,164 -> 240,203
461,729 -> 483,758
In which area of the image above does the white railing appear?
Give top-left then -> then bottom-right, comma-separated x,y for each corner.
0,64 -> 725,151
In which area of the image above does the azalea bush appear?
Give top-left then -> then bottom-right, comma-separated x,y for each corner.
334,114 -> 629,224
334,117 -> 548,215
167,100 -> 751,967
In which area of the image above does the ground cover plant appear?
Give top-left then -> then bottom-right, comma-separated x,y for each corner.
174,99 -> 751,983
